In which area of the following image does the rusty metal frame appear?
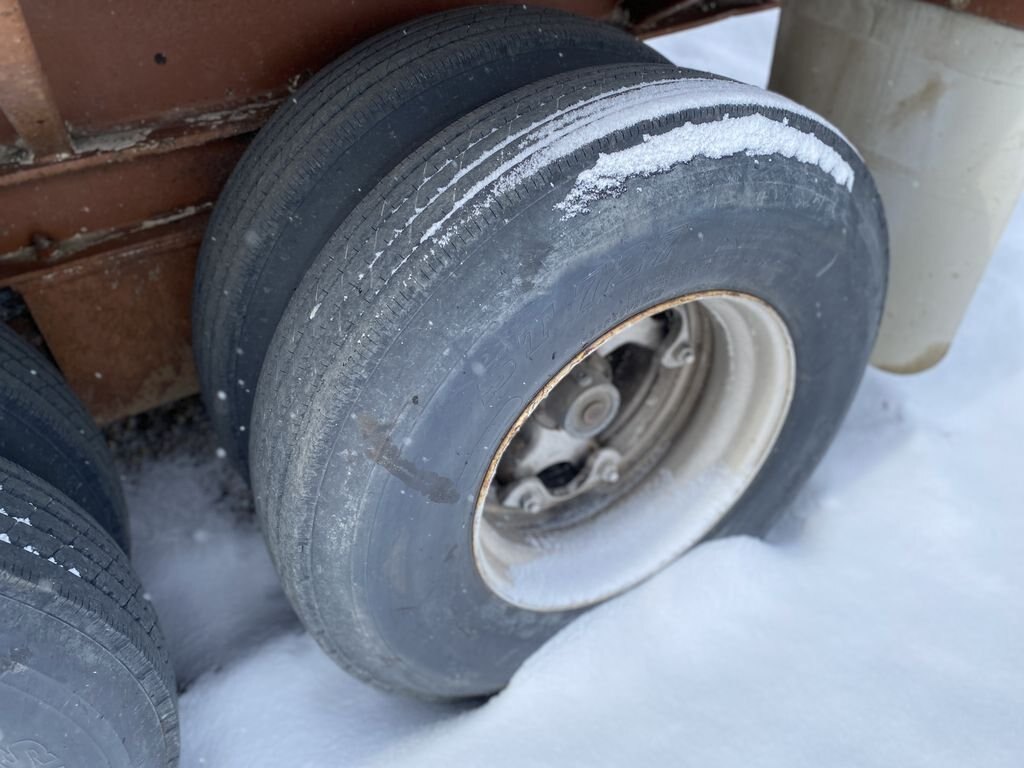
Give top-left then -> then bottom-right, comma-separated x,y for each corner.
0,0 -> 69,157
0,0 -> 775,421
7,215 -> 206,424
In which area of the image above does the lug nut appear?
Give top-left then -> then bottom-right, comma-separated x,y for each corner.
599,463 -> 620,484
672,345 -> 696,365
575,370 -> 594,387
581,400 -> 609,427
520,493 -> 542,513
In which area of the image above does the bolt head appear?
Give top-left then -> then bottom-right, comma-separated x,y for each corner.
599,464 -> 620,484
521,493 -> 542,513
673,346 -> 696,365
581,400 -> 608,427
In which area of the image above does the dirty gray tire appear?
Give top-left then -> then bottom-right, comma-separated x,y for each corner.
192,5 -> 667,474
0,457 -> 178,767
0,324 -> 129,552
252,64 -> 887,698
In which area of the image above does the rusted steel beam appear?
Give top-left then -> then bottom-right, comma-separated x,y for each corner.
16,0 -> 618,138
0,0 -> 756,422
0,0 -> 70,158
0,103 -> 273,264
0,99 -> 276,186
8,215 -> 205,423
0,138 -> 242,272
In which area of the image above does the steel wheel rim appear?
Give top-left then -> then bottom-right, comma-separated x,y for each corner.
472,291 -> 796,612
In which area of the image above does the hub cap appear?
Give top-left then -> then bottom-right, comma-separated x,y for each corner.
472,292 -> 796,611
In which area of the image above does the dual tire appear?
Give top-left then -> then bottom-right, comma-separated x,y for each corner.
0,329 -> 179,765
194,7 -> 887,697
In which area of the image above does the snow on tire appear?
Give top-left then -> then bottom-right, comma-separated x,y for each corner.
251,64 -> 887,698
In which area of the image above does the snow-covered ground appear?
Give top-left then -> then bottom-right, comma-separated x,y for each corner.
121,10 -> 1024,767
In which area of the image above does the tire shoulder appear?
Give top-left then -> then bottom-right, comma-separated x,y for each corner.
0,457 -> 178,763
0,324 -> 129,549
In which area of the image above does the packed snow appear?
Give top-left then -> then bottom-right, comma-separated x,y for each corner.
418,75 -> 850,246
118,9 -> 1024,767
556,112 -> 854,219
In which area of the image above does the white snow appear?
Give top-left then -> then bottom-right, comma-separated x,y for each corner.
0,532 -> 9,544
126,456 -> 296,685
114,10 -> 1024,767
648,9 -> 780,88
416,75 -> 849,252
556,113 -> 854,219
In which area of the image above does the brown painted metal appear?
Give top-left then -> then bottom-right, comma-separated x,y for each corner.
920,0 -> 1024,30
8,215 -> 206,423
0,0 -> 760,421
0,0 -> 70,157
0,103 -> 272,258
0,110 -> 16,146
18,0 -> 617,136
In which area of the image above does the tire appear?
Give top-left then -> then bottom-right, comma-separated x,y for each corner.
251,64 -> 887,698
0,457 -> 178,766
193,5 -> 668,473
0,323 -> 129,552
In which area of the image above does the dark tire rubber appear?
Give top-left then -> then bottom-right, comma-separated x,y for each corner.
0,324 -> 129,552
251,64 -> 887,698
193,5 -> 667,474
0,457 -> 178,767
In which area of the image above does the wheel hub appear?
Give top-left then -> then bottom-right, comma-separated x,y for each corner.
489,304 -> 709,527
473,291 -> 796,612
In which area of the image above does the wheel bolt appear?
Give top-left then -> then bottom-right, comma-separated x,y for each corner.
599,463 -> 620,484
581,400 -> 608,427
672,345 -> 696,365
520,493 -> 542,514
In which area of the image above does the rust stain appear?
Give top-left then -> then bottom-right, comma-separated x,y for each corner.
16,216 -> 203,422
358,414 -> 459,504
0,0 -> 787,424
13,0 -> 617,139
0,132 -> 248,260
0,0 -> 70,157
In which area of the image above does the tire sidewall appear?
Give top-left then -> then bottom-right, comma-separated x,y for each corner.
302,145 -> 885,696
0,590 -> 164,767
